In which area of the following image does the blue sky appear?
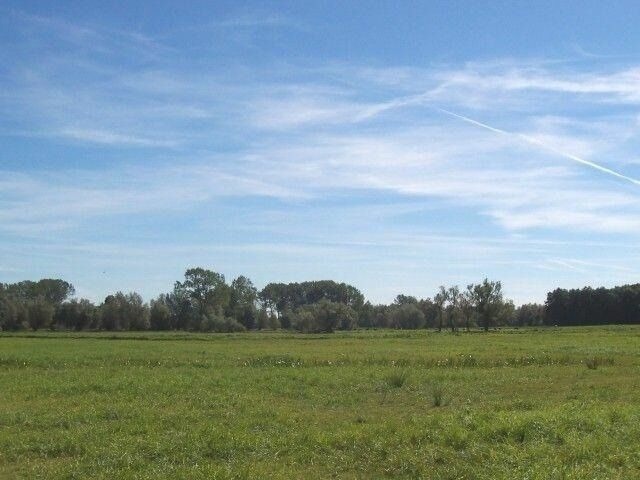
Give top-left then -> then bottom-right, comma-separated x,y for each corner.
2,1 -> 640,304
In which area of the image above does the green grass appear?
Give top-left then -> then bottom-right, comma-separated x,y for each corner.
1,326 -> 640,479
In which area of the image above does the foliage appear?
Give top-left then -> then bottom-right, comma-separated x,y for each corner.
545,284 -> 640,326
198,312 -> 246,333
27,298 -> 55,331
100,292 -> 149,331
149,296 -> 172,330
54,299 -> 96,331
515,303 -> 545,326
260,280 -> 365,316
389,303 -> 425,329
472,278 -> 504,331
291,300 -> 358,333
5,272 -> 640,334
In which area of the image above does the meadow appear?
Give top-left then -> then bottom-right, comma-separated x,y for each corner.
1,327 -> 639,479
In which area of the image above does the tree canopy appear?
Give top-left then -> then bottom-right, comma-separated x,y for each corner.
3,270 -> 638,333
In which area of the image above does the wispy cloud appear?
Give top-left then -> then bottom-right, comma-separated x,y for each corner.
58,128 -> 179,147
435,108 -> 640,186
211,13 -> 301,29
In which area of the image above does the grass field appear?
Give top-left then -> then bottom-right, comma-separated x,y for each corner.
1,327 -> 640,479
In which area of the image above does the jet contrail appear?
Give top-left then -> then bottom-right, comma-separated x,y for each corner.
436,107 -> 640,186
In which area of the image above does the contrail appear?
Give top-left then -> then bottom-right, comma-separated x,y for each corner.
436,108 -> 640,186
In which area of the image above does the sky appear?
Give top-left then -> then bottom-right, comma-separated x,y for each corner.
2,1 -> 640,305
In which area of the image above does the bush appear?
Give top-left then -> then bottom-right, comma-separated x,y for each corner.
256,309 -> 280,330
292,300 -> 358,333
291,310 -> 315,333
199,313 -> 246,333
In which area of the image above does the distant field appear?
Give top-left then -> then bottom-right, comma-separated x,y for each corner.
1,327 -> 639,479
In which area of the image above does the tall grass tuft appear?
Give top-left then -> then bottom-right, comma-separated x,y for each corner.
385,370 -> 409,388
431,383 -> 447,407
584,356 -> 614,370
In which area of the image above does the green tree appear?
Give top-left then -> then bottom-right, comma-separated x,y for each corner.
0,295 -> 20,330
99,292 -> 149,331
434,286 -> 447,332
176,268 -> 229,317
229,276 -> 258,329
150,296 -> 172,330
294,300 -> 358,333
391,303 -> 425,329
6,279 -> 74,305
34,279 -> 75,305
459,285 -> 476,331
54,299 -> 95,330
447,286 -> 461,332
125,292 -> 150,330
394,294 -> 418,305
27,298 -> 54,331
472,279 -> 503,331
515,303 -> 545,326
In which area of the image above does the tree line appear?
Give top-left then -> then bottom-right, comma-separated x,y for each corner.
544,284 -> 640,326
0,268 -> 636,332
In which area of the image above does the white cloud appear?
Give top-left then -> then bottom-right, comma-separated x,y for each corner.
59,128 -> 178,147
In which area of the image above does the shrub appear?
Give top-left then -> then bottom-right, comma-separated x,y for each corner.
199,313 -> 246,333
291,300 -> 358,333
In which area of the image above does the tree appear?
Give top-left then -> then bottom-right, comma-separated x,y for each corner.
394,294 -> 418,305
100,294 -> 124,330
229,276 -> 258,329
418,298 -> 439,329
472,279 -> 503,331
123,293 -> 150,330
27,298 -> 54,331
99,292 -> 149,331
165,287 -> 196,330
198,311 -> 245,332
515,303 -> 544,326
447,286 -> 461,332
293,300 -> 358,333
54,299 -> 95,330
358,301 -> 376,328
259,283 -> 289,317
290,309 -> 315,333
390,303 -> 425,329
34,279 -> 75,305
434,286 -> 448,332
5,279 -> 74,305
176,268 -> 228,317
259,280 -> 365,320
459,285 -> 476,331
150,296 -> 172,330
0,295 -> 20,331
256,308 -> 280,330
